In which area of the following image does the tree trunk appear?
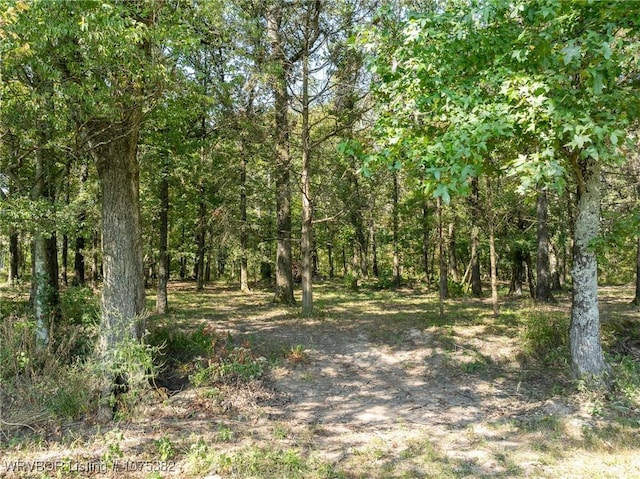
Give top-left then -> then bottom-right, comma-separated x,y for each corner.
156,161 -> 169,314
91,231 -> 100,288
268,3 -> 295,305
8,232 -> 19,284
371,224 -> 379,278
448,222 -> 458,282
300,22 -> 314,316
634,236 -> 640,306
90,114 -> 146,412
392,170 -> 401,287
570,158 -> 610,383
487,178 -> 499,317
195,193 -> 206,291
342,246 -> 347,276
438,197 -> 447,317
62,234 -> 68,287
239,150 -> 250,293
470,178 -> 482,296
536,188 -> 555,302
422,201 -> 430,282
327,241 -> 334,279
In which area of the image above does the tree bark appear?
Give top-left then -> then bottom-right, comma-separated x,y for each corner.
487,178 -> 499,317
195,192 -> 206,291
448,221 -> 458,282
239,149 -> 250,293
327,241 -> 334,279
300,23 -> 313,316
536,188 -> 555,302
422,201 -> 430,282
268,2 -> 295,305
8,232 -> 19,284
90,113 -> 146,353
156,159 -> 169,314
634,236 -> 640,306
470,178 -> 482,296
437,197 -> 447,317
569,158 -> 609,383
392,170 -> 401,287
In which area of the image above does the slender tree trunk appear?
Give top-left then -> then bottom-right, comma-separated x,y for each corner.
438,197 -> 447,317
470,178 -> 482,296
342,246 -> 347,276
536,188 -> 555,302
156,160 -> 169,314
525,252 -> 535,299
448,222 -> 458,282
268,3 -> 295,305
634,237 -> 640,306
8,232 -> 19,284
62,234 -> 68,286
570,158 -> 610,383
327,241 -> 334,279
487,178 -> 499,317
240,150 -> 250,293
91,231 -> 100,288
370,224 -> 379,278
422,201 -> 430,282
30,148 -> 60,344
300,25 -> 313,316
196,192 -> 206,291
489,227 -> 499,317
392,170 -> 401,287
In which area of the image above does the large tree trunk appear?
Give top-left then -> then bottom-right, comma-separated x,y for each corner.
268,3 -> 295,305
570,158 -> 609,383
156,160 -> 169,314
91,114 -> 146,415
536,188 -> 555,302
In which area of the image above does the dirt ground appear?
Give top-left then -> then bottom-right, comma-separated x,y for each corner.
2,282 -> 640,478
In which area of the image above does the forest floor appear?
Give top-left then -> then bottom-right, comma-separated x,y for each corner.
2,280 -> 640,478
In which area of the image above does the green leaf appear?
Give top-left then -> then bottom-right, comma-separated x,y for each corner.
561,42 -> 581,65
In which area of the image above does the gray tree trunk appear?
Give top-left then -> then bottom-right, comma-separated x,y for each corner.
268,2 -> 295,305
470,178 -> 482,296
91,114 -> 146,417
300,26 -> 313,316
569,158 -> 610,383
392,171 -> 401,287
536,188 -> 555,302
156,160 -> 169,314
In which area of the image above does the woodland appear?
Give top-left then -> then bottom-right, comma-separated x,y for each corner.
1,1 -> 640,478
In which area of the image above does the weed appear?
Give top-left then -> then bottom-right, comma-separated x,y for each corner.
519,311 -> 570,366
344,273 -> 359,292
155,435 -> 176,461
217,423 -> 234,442
286,345 -> 308,364
102,429 -> 124,469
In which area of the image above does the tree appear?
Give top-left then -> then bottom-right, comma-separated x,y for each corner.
365,0 -> 640,385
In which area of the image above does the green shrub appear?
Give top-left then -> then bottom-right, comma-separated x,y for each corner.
520,312 -> 570,366
344,273 -> 359,292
